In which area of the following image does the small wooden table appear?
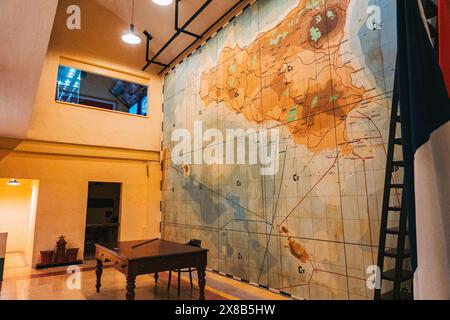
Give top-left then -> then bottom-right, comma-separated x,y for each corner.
95,239 -> 208,300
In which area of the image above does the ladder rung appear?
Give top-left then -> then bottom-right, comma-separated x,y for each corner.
384,248 -> 410,258
386,227 -> 409,235
390,184 -> 403,189
392,161 -> 404,167
382,269 -> 413,281
394,138 -> 402,145
387,206 -> 402,212
381,289 -> 412,300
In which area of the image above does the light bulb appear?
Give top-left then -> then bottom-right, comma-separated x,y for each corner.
152,0 -> 173,6
122,24 -> 141,45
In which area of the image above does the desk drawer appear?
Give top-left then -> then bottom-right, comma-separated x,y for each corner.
130,253 -> 207,275
96,250 -> 128,271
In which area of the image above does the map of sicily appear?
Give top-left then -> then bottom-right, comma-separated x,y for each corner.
162,0 -> 398,299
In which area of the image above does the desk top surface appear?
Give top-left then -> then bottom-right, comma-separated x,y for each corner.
95,239 -> 207,261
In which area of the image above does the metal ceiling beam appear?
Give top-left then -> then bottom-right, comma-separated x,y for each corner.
158,0 -> 246,75
142,0 -> 213,71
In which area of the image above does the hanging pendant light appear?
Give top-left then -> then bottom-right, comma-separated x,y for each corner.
122,0 -> 141,45
122,24 -> 141,44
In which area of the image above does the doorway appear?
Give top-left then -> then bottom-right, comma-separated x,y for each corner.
84,182 -> 121,259
0,178 -> 39,269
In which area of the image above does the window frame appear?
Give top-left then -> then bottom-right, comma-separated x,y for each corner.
55,57 -> 150,118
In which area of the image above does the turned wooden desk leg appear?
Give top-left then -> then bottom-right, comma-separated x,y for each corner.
95,259 -> 103,293
197,265 -> 206,300
126,276 -> 136,300
154,272 -> 159,284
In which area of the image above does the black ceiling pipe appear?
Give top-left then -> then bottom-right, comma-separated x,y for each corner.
158,0 -> 246,75
142,0 -> 214,71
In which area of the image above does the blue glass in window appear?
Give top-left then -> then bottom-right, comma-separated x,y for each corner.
55,64 -> 149,116
56,65 -> 82,104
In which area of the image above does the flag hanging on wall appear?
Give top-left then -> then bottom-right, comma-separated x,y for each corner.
439,0 -> 450,91
397,0 -> 450,300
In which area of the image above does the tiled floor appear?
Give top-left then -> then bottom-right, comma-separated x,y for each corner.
4,252 -> 28,269
0,260 -> 290,300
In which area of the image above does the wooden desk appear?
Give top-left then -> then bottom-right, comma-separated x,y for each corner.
95,239 -> 208,300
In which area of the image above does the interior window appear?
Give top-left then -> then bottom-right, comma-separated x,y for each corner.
55,65 -> 148,116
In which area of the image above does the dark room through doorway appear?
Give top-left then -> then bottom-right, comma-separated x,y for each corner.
84,182 -> 121,259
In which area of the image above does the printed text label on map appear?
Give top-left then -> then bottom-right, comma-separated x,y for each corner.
171,121 -> 280,176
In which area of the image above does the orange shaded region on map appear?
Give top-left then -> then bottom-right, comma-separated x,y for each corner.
200,0 -> 364,155
281,226 -> 310,263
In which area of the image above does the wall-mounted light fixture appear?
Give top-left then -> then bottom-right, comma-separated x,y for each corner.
122,0 -> 141,45
152,0 -> 174,6
7,179 -> 20,186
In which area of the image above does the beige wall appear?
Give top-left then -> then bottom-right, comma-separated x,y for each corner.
0,150 -> 161,267
0,0 -> 163,267
26,0 -> 162,151
25,181 -> 39,265
0,179 -> 35,254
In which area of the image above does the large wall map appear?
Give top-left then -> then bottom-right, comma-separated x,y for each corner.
161,0 -> 398,299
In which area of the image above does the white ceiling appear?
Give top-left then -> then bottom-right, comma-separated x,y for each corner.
0,0 -> 58,140
95,0 -> 242,66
